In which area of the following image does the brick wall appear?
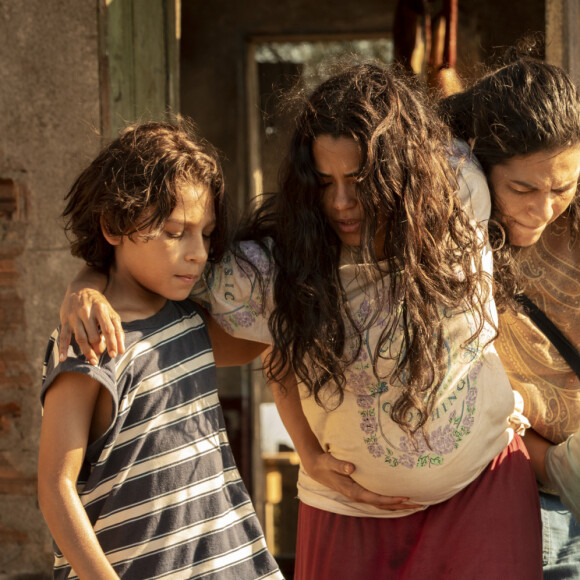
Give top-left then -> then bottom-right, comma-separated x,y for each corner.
0,170 -> 49,575
0,1 -> 100,576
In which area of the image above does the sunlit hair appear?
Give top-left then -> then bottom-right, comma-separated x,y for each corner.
440,47 -> 580,309
62,118 -> 228,273
242,61 -> 494,437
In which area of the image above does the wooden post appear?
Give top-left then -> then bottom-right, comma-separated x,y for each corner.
546,0 -> 580,87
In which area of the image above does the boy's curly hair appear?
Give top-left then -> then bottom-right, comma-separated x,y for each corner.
63,118 -> 228,273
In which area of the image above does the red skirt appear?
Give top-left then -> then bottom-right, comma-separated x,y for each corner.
295,434 -> 542,580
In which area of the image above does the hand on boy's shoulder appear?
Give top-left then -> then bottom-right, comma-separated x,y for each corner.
59,288 -> 125,366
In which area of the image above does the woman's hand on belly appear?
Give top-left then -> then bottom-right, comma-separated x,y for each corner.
304,450 -> 420,510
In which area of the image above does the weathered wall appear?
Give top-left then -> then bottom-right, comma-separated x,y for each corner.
0,1 -> 100,576
546,0 -> 580,86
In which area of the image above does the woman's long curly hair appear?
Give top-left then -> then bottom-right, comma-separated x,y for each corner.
63,118 -> 228,272
439,49 -> 580,310
243,61 -> 494,436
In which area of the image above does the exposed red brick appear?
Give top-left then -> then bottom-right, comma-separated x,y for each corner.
0,349 -> 31,390
0,179 -> 19,218
0,349 -> 27,362
0,243 -> 25,261
0,401 -> 21,435
0,272 -> 19,286
0,379 -> 24,391
0,259 -> 17,272
0,453 -> 37,496
0,376 -> 31,390
0,258 -> 19,286
0,402 -> 20,416
0,296 -> 24,326
0,523 -> 28,544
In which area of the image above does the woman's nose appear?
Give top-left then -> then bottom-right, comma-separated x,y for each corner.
528,193 -> 554,224
332,181 -> 357,210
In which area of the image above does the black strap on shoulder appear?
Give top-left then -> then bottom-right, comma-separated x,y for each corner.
515,293 -> 580,380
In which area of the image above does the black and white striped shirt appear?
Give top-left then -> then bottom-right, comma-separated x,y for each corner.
41,299 -> 282,579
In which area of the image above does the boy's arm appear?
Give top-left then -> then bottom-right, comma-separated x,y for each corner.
59,265 -> 124,365
38,372 -> 119,579
263,351 -> 418,511
522,428 -> 552,488
205,312 -> 268,367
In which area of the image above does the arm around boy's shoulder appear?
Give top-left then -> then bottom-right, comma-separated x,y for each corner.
189,239 -> 276,343
203,311 -> 268,367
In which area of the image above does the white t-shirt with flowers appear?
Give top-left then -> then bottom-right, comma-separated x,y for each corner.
193,145 -> 527,517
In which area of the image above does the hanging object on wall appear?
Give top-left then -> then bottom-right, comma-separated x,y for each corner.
393,0 -> 462,97
427,0 -> 462,96
393,0 -> 429,75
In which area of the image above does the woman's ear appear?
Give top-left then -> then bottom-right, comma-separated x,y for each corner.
100,215 -> 122,246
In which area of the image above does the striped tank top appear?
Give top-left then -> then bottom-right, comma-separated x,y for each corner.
41,299 -> 282,579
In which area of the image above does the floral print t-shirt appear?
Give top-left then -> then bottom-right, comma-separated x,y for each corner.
192,144 -> 527,517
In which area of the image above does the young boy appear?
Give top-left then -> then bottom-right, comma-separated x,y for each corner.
38,120 -> 282,579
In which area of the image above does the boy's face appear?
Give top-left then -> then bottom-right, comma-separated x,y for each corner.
111,183 -> 216,304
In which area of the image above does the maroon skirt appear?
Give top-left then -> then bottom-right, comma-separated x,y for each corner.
295,434 -> 542,580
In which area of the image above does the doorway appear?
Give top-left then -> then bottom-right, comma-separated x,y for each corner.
246,36 -> 393,578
